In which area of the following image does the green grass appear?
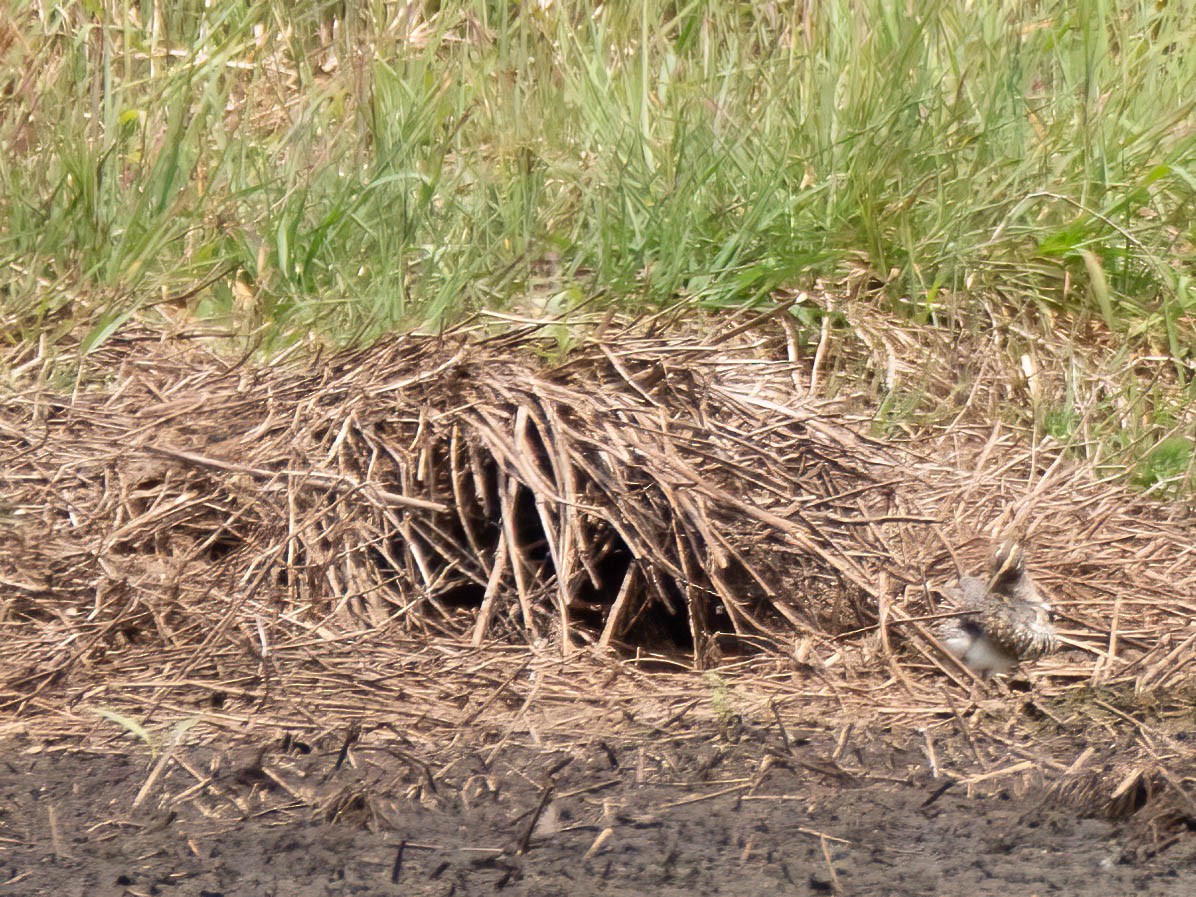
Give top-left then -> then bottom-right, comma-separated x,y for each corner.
1,0 -> 1194,487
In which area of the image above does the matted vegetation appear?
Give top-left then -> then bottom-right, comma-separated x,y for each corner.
2,315 -> 1194,849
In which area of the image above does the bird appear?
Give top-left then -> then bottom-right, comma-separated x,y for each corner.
938,541 -> 1057,675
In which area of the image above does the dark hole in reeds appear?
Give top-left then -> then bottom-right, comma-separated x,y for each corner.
203,531 -> 242,562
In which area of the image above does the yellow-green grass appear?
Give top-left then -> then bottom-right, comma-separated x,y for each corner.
1,1 -> 1193,487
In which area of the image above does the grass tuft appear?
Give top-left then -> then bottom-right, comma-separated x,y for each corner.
1,0 -> 1193,486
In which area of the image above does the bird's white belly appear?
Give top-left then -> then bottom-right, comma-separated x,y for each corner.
944,631 -> 1017,675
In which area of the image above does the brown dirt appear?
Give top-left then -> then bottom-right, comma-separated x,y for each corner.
3,726 -> 1194,897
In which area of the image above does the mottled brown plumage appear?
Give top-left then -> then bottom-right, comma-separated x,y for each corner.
939,541 -> 1056,675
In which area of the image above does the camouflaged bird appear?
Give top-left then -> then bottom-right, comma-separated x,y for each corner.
938,541 -> 1057,675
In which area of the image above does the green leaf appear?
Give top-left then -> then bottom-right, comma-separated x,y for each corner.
95,708 -> 156,753
80,309 -> 135,355
1078,249 -> 1114,329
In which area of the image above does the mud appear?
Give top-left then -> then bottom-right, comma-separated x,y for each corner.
3,732 -> 1193,897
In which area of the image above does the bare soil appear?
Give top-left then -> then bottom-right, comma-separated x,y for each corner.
3,727 -> 1194,897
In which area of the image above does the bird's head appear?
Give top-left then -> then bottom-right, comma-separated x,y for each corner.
987,539 -> 1027,589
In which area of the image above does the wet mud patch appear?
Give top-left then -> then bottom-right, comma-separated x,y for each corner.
3,733 -> 1194,897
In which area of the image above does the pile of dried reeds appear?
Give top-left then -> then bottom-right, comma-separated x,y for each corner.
2,314 -> 1195,842
1,320 -> 919,666
2,317 -> 1194,683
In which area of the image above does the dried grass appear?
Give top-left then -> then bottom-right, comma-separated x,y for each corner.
2,310 -> 1194,847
